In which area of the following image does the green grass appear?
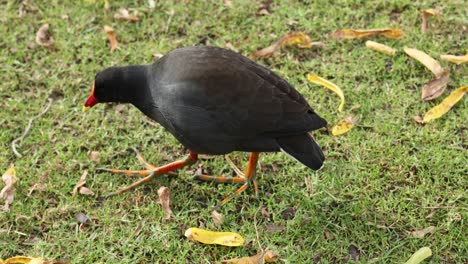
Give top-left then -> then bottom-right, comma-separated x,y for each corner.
1,0 -> 467,263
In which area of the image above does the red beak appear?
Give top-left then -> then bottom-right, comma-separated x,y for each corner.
83,81 -> 98,111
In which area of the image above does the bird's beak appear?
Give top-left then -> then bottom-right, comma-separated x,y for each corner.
83,81 -> 98,112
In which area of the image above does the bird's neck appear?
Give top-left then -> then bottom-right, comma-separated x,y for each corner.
116,65 -> 151,104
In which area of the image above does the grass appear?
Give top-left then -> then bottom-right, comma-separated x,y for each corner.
0,0 -> 467,263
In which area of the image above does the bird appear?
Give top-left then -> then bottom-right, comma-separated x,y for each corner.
83,46 -> 327,209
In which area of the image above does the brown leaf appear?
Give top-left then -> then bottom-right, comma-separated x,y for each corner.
211,210 -> 225,226
79,187 -> 95,196
35,24 -> 55,47
1,165 -> 17,212
264,250 -> 280,263
103,25 -> 118,52
422,71 -> 450,101
411,226 -> 436,238
413,115 -> 424,124
114,8 -> 139,22
87,151 -> 101,163
75,212 -> 91,224
421,9 -> 441,33
224,0 -> 233,7
331,28 -> 403,39
72,171 -> 88,196
266,223 -> 285,233
250,32 -> 316,59
158,186 -> 172,220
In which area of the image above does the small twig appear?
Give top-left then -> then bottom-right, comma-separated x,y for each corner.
11,98 -> 53,158
164,10 -> 175,33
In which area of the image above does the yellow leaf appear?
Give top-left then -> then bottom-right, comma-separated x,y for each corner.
103,25 -> 118,52
403,47 -> 444,77
306,73 -> 345,112
250,32 -> 322,59
422,86 -> 467,123
185,227 -> 244,247
2,256 -> 47,264
440,54 -> 468,65
365,41 -> 396,55
404,247 -> 432,264
331,116 -> 359,136
330,28 -> 403,39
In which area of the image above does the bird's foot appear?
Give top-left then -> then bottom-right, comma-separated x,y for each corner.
97,148 -> 197,198
194,153 -> 260,211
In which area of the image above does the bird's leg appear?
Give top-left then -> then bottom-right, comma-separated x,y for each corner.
100,151 -> 198,198
194,152 -> 259,210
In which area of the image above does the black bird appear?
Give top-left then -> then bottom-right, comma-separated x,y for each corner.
84,46 -> 327,208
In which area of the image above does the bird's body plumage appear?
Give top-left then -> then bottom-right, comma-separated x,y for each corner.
91,46 -> 327,170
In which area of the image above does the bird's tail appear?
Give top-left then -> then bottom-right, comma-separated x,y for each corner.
276,133 -> 325,170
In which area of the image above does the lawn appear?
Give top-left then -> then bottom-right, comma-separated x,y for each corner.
0,0 -> 466,263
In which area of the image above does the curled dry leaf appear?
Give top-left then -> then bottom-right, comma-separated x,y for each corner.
420,86 -> 467,123
35,23 -> 54,47
331,28 -> 403,39
103,25 -> 118,52
365,40 -> 396,55
422,71 -> 450,101
87,151 -> 101,163
158,186 -> 172,220
185,227 -> 244,247
421,9 -> 441,33
0,256 -> 50,264
403,47 -> 444,77
211,210 -> 224,226
114,8 -> 139,22
331,116 -> 360,136
306,73 -> 345,112
1,165 -> 17,212
250,32 -> 316,59
440,53 -> 468,65
222,250 -> 280,264
405,247 -> 432,264
411,226 -> 436,238
72,170 -> 94,196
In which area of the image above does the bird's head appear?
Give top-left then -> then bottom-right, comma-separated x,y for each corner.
83,67 -> 128,111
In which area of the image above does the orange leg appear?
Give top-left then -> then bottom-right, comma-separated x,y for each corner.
196,152 -> 259,211
99,149 -> 197,198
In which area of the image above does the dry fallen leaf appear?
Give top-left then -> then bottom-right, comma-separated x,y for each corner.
185,227 -> 244,246
0,256 -> 50,264
421,71 -> 450,101
405,247 -> 432,264
27,172 -> 49,196
404,47 -> 445,77
87,151 -> 101,163
114,8 -> 139,22
331,28 -> 403,39
103,25 -> 118,52
306,73 -> 345,112
420,86 -> 467,123
440,53 -> 468,65
365,40 -> 396,56
1,165 -> 17,212
158,186 -> 172,220
152,53 -> 164,60
250,32 -> 318,59
211,210 -> 224,226
331,116 -> 360,136
222,250 -> 280,264
72,170 -> 94,196
35,23 -> 54,48
224,0 -> 233,7
411,226 -> 436,238
421,9 -> 441,33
